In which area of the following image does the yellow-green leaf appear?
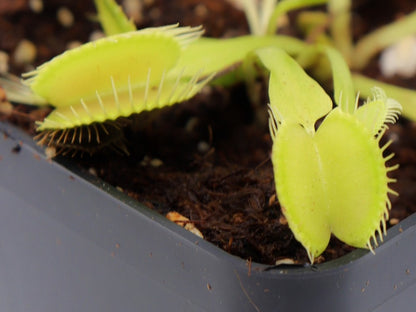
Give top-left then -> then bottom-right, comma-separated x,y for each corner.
170,35 -> 307,81
316,108 -> 391,249
271,107 -> 395,262
354,87 -> 402,135
258,47 -> 332,132
37,71 -> 212,130
25,25 -> 202,108
263,49 -> 399,262
272,121 -> 331,261
319,45 -> 355,113
94,0 -> 136,36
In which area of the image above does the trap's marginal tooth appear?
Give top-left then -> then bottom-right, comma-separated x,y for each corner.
34,121 -> 128,156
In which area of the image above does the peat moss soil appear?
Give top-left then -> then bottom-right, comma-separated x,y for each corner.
1,0 -> 416,265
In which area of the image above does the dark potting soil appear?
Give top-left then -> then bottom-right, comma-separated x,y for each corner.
1,0 -> 416,265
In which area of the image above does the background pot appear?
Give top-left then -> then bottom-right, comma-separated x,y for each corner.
1,121 -> 415,312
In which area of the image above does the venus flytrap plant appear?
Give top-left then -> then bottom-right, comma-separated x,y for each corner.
0,0 -> 319,153
1,23 -> 214,153
28,25 -> 209,130
0,0 -> 324,155
87,0 -> 408,260
2,0 -> 415,148
0,0 -> 406,259
257,47 -> 401,262
31,24 -> 214,151
0,0 -> 366,137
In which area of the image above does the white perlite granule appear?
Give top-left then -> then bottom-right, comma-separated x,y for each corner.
0,51 -> 9,73
57,7 -> 74,28
29,0 -> 43,13
13,39 -> 37,65
123,0 -> 143,24
379,35 -> 416,78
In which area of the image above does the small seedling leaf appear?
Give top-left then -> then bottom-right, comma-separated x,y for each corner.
94,0 -> 136,36
272,105 -> 397,261
319,45 -> 355,113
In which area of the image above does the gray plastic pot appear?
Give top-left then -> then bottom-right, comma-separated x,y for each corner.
0,121 -> 415,312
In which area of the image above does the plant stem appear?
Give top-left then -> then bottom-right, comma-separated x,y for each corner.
319,45 -> 355,113
328,0 -> 352,64
259,0 -> 279,35
352,10 -> 416,70
296,11 -> 330,43
266,0 -> 329,35
242,0 -> 261,35
352,73 -> 416,121
175,35 -> 308,78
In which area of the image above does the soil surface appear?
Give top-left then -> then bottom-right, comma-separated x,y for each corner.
1,0 -> 416,265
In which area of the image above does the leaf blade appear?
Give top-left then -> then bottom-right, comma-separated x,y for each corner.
271,121 -> 331,262
258,47 -> 332,132
94,0 -> 136,36
316,108 -> 391,248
